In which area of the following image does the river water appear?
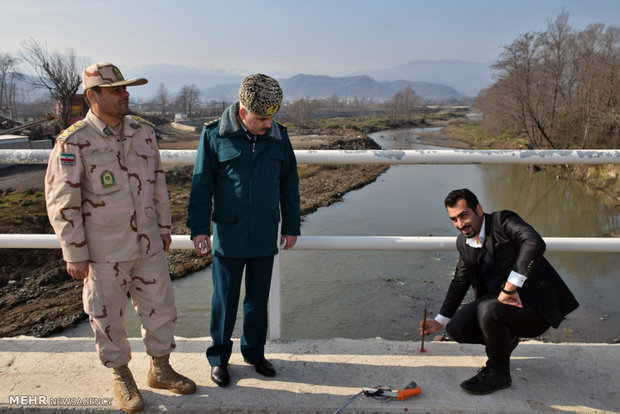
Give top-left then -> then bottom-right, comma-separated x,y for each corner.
60,127 -> 620,343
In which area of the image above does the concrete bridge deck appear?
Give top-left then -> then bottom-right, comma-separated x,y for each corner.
1,336 -> 618,413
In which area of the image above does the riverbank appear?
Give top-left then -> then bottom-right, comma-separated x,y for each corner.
0,122 -> 388,338
1,118 -> 617,342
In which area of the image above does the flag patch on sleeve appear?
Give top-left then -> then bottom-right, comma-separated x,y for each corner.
60,153 -> 75,166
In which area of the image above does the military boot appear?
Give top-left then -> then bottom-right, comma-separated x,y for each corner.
147,354 -> 197,394
112,364 -> 144,413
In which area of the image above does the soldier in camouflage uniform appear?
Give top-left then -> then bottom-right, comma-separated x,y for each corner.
45,62 -> 195,413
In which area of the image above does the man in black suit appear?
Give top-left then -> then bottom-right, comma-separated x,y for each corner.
422,188 -> 579,395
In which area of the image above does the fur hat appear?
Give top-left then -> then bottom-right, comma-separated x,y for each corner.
238,74 -> 282,116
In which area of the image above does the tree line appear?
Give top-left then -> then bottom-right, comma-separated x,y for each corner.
477,10 -> 620,149
2,39 -> 444,131
0,39 -> 218,128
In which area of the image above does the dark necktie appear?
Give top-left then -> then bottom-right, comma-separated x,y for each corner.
477,244 -> 504,295
477,245 -> 488,267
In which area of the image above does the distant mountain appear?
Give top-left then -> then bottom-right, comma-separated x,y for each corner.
201,74 -> 463,102
10,60 -> 490,104
125,64 -> 245,101
359,59 -> 494,97
134,60 -> 492,100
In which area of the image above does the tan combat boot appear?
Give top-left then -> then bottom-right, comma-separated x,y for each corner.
112,364 -> 144,413
147,354 -> 197,394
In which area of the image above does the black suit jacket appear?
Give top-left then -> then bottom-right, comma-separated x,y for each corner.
439,210 -> 579,328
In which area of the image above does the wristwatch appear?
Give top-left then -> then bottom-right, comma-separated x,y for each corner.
501,282 -> 518,295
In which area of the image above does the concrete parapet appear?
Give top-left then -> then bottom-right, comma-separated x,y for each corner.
170,122 -> 196,132
0,337 -> 618,413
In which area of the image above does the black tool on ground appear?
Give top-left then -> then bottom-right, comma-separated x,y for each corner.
333,381 -> 421,413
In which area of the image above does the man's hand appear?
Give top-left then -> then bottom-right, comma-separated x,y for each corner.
161,234 -> 172,252
193,235 -> 211,256
280,235 -> 298,249
67,261 -> 89,280
498,281 -> 523,307
420,318 -> 443,335
499,292 -> 523,307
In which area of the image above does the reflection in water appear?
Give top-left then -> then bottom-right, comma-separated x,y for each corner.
59,127 -> 620,343
281,128 -> 620,343
479,164 -> 618,237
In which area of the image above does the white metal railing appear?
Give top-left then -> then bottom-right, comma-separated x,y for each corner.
2,234 -> 620,252
2,148 -> 620,339
3,148 -> 620,165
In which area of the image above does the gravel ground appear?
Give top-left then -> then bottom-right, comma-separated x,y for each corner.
0,164 -> 47,191
0,125 -> 389,338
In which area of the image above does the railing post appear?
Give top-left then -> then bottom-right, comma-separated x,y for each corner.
268,219 -> 283,341
269,246 -> 282,341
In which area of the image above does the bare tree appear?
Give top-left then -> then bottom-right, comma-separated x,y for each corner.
0,53 -> 21,119
542,9 -> 575,133
176,84 -> 201,117
571,23 -> 604,148
19,38 -> 85,128
599,26 -> 620,147
481,11 -> 620,149
490,31 -> 558,148
154,82 -> 170,117
326,94 -> 342,110
386,86 -> 420,121
288,97 -> 318,127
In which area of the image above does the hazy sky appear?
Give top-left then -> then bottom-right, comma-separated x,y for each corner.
2,0 -> 620,78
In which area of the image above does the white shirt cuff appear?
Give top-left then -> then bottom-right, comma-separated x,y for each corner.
435,314 -> 451,326
507,270 -> 527,287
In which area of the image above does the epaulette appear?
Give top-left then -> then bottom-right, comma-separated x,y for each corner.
129,115 -> 155,129
57,120 -> 87,141
204,118 -> 220,128
277,121 -> 288,129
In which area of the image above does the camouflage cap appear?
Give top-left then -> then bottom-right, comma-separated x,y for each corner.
238,74 -> 283,117
82,62 -> 148,90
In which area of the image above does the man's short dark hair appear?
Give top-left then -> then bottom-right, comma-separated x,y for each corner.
83,86 -> 100,108
444,188 -> 480,211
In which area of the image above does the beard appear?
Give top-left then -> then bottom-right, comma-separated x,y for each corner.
459,225 -> 476,238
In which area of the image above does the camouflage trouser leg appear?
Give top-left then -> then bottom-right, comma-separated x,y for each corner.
83,250 -> 177,368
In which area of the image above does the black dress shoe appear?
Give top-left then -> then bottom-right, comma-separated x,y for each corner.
460,367 -> 511,395
211,365 -> 230,387
244,357 -> 276,377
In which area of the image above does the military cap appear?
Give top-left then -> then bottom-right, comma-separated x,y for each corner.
238,74 -> 283,117
83,62 -> 148,90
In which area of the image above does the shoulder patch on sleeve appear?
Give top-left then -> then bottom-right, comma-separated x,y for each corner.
58,120 -> 87,141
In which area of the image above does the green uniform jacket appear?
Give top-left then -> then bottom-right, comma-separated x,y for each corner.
187,102 -> 301,258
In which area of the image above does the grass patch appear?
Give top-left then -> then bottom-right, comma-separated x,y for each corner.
442,122 -> 529,148
0,190 -> 51,234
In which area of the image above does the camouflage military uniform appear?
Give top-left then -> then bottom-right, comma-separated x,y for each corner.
45,109 -> 176,368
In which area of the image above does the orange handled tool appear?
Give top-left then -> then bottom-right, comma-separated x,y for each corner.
336,382 -> 421,413
362,381 -> 421,400
395,383 -> 422,400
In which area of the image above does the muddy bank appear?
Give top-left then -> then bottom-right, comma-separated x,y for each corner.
2,120 -> 616,343
0,125 -> 387,338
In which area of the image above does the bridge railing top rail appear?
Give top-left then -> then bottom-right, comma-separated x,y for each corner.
2,148 -> 620,166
